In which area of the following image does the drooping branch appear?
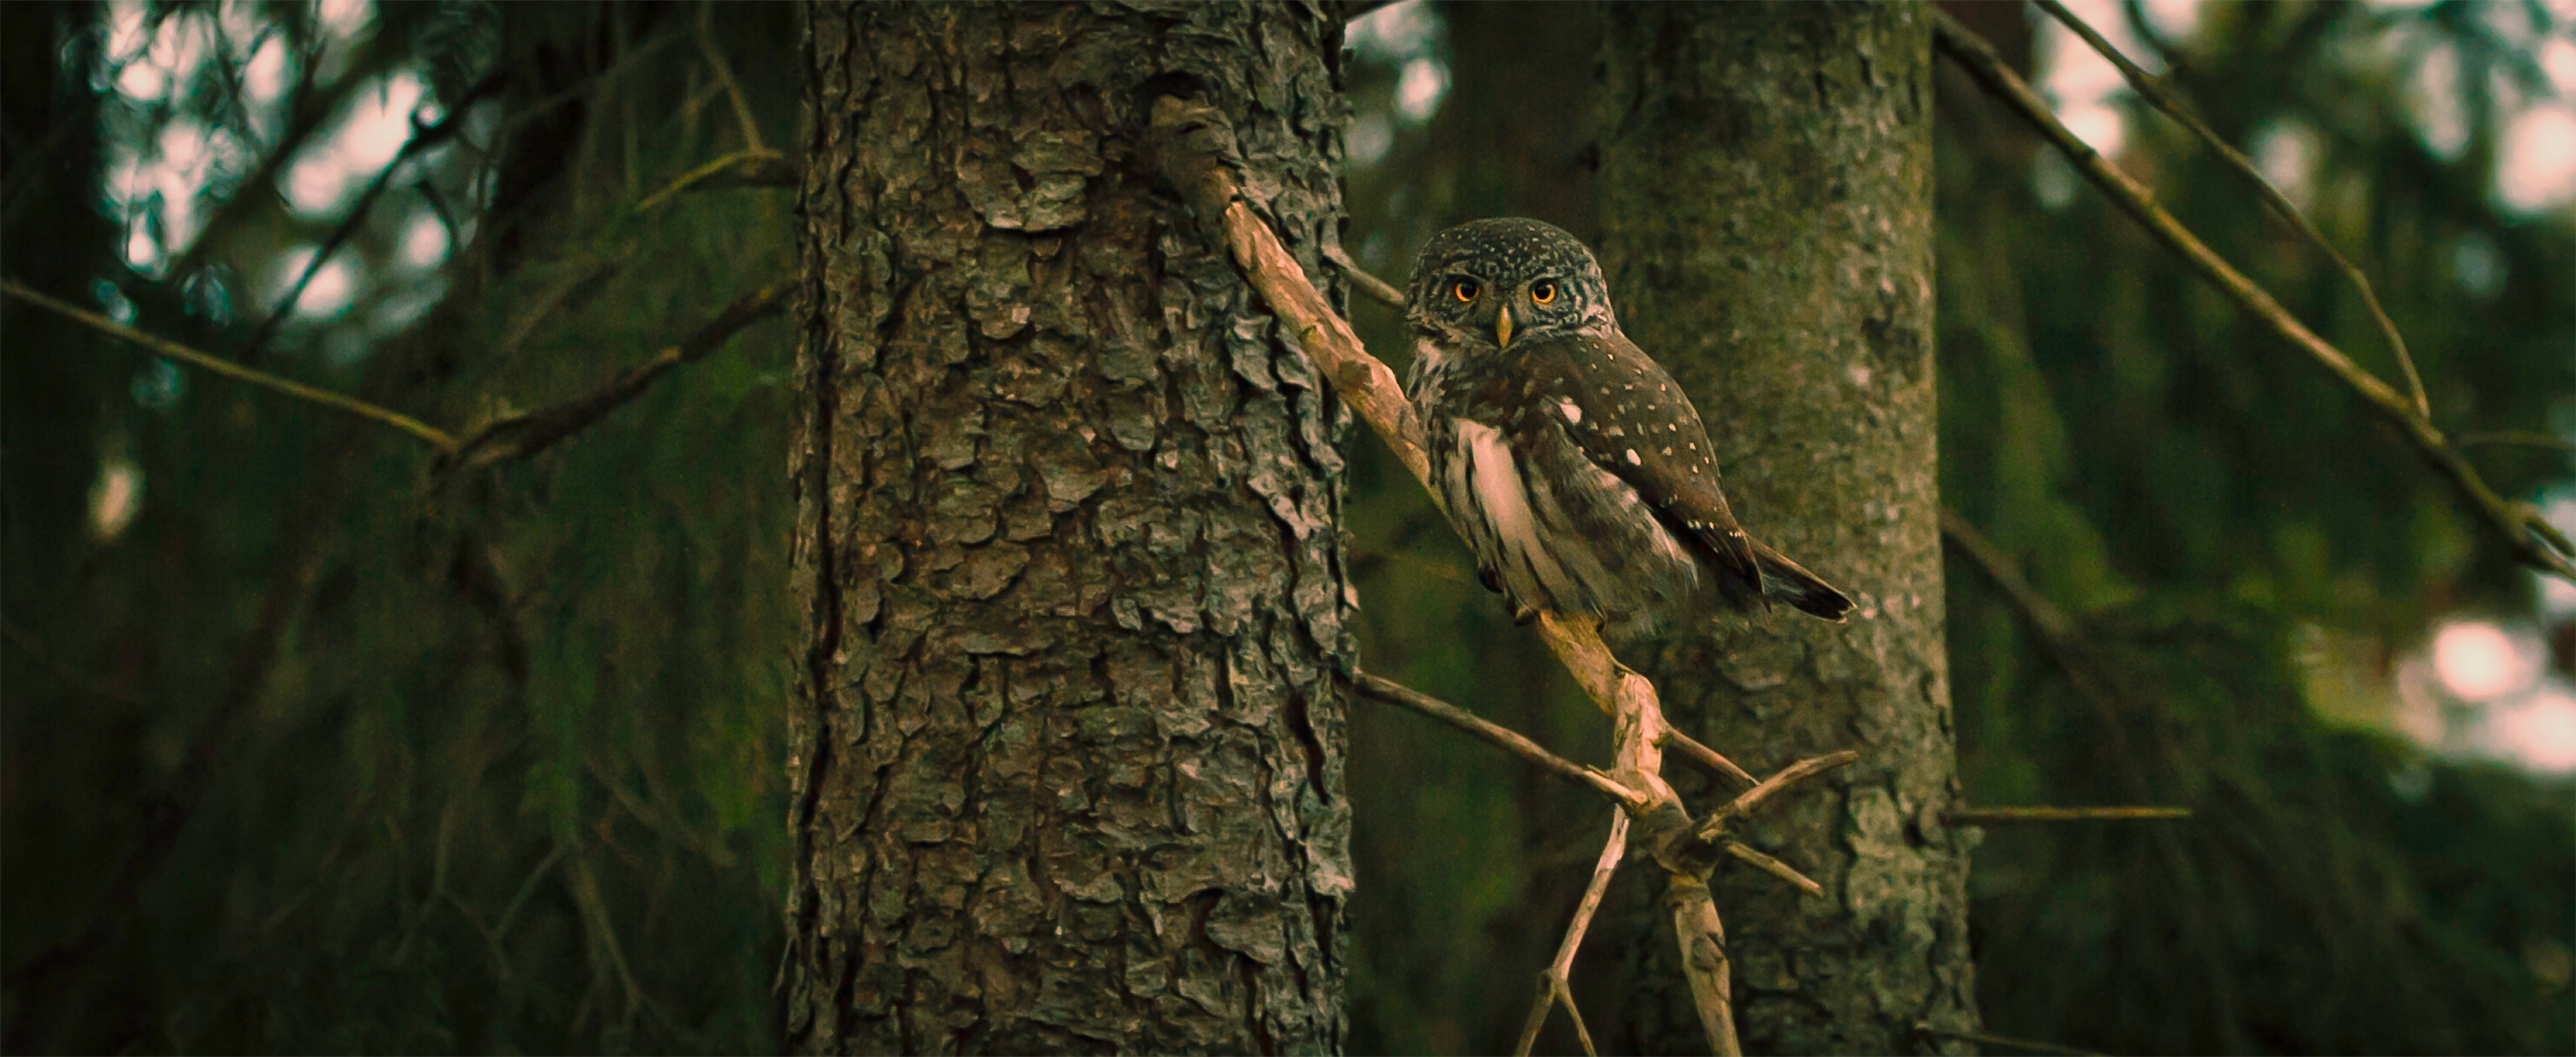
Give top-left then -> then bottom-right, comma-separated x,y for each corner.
1930,9 -> 2575,582
4,279 -> 460,450
1350,672 -> 1648,810
2030,0 -> 2429,420
1513,809 -> 1624,1057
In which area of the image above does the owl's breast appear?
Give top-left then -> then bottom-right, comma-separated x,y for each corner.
1430,412 -> 1699,624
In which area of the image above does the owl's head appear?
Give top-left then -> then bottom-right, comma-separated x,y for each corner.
1405,218 -> 1615,353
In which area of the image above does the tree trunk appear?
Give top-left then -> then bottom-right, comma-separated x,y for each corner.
784,3 -> 1355,1052
1596,4 -> 1978,1052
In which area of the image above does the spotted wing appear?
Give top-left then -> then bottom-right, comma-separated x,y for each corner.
1510,330 -> 1764,593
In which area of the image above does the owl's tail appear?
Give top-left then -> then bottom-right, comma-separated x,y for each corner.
1748,539 -> 1854,622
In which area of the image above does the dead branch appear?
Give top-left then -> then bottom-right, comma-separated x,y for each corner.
1350,672 -> 1650,810
1514,809 -> 1626,1057
1931,10 -> 2574,582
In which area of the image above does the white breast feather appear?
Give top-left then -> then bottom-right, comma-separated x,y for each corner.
1456,420 -> 1569,600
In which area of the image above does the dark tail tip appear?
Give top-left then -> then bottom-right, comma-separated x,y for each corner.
1750,540 -> 1854,622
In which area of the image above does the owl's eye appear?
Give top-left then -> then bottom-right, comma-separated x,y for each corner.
1450,278 -> 1481,303
1531,279 -> 1558,305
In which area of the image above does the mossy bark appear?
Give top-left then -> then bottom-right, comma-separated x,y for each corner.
1597,4 -> 1978,1052
786,3 -> 1356,1052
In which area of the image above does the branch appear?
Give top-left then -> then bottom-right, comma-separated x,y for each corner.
1916,1024 -> 2110,1057
3,279 -> 459,451
1,616 -> 147,708
1930,10 -> 2575,582
2031,0 -> 2429,421
633,149 -> 795,213
1350,672 -> 1648,810
1694,750 -> 1862,844
1947,806 -> 2191,825
1666,874 -> 1741,1056
445,283 -> 789,473
243,76 -> 503,362
696,0 -> 767,154
1514,809 -> 1625,1057
1322,243 -> 1408,308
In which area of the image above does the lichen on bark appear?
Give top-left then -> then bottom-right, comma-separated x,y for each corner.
1596,3 -> 1979,1052
785,3 -> 1355,1051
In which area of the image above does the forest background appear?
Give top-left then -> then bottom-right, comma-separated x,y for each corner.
2,0 -> 2571,1053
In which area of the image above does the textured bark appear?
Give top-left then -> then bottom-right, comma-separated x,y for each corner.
785,3 -> 1355,1053
1596,4 -> 1978,1053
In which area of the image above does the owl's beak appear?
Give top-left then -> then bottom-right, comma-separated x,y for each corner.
1494,303 -> 1514,349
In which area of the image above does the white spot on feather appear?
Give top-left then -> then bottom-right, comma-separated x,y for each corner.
1625,449 -> 1640,465
1557,400 -> 1582,424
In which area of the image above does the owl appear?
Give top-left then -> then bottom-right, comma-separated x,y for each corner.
1403,217 -> 1853,627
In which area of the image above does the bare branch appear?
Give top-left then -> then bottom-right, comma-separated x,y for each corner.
634,149 -> 795,213
1695,750 -> 1863,843
1659,728 -> 1760,789
1666,874 -> 1741,1056
1916,1023 -> 2110,1057
2031,0 -> 2430,420
696,1 -> 766,154
1350,672 -> 1648,810
446,283 -> 790,473
1721,841 -> 1822,897
3,280 -> 459,451
1948,806 -> 2192,825
1515,810 -> 1626,1057
2454,431 -> 2576,454
1931,10 -> 2575,581
1322,243 -> 1408,308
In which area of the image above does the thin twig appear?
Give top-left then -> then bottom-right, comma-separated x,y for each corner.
1695,750 -> 1863,843
1721,842 -> 1822,897
1,616 -> 147,708
1931,10 -> 2575,582
1916,1023 -> 2110,1057
3,280 -> 458,450
1948,806 -> 2192,825
2454,431 -> 2576,454
1350,672 -> 1647,810
634,148 -> 794,213
1515,809 -> 1626,1057
245,77 -> 502,362
1660,728 -> 1760,789
696,1 -> 766,154
2032,0 -> 2430,421
1322,243 -> 1408,308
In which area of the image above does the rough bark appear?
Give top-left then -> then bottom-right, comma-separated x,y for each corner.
1596,4 -> 1978,1052
785,3 -> 1355,1053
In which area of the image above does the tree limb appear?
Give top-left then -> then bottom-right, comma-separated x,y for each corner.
1931,9 -> 2574,582
1514,809 -> 1625,1057
444,283 -> 789,473
3,279 -> 459,450
1350,672 -> 1648,810
2031,0 -> 2429,420
1947,806 -> 2192,824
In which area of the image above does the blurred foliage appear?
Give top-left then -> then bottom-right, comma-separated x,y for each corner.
4,2 -> 797,1052
2,1 -> 2570,1055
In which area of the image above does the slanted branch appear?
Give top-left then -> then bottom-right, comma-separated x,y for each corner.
1149,94 -> 1864,1056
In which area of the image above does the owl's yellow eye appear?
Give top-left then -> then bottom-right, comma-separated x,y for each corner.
1531,279 -> 1558,304
1450,279 -> 1481,303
